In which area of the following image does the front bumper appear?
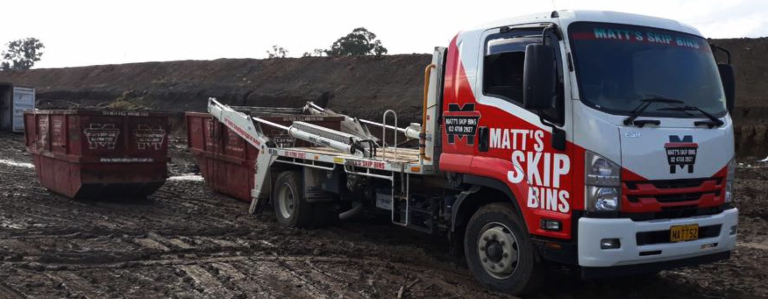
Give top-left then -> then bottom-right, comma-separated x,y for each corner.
578,208 -> 738,267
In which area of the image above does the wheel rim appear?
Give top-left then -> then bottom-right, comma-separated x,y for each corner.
277,182 -> 296,219
477,222 -> 519,279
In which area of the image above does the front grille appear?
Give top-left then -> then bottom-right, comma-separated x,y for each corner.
625,178 -> 722,190
655,191 -> 720,203
628,191 -> 721,203
622,177 -> 725,218
636,225 -> 721,245
624,206 -> 723,221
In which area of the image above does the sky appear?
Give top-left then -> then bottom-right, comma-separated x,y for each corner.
1,0 -> 766,69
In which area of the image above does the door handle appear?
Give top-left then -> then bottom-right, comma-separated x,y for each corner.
478,126 -> 489,152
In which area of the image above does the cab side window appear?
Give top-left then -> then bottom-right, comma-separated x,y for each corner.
483,29 -> 565,126
483,36 -> 541,105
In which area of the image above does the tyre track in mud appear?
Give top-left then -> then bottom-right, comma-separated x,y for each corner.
0,132 -> 767,298
0,138 -> 499,298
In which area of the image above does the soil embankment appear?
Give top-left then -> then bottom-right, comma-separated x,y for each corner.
0,55 -> 431,125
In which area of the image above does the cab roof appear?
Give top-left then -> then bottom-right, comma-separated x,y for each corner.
477,10 -> 703,37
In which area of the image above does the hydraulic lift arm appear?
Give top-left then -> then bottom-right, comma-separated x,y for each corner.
208,98 -> 272,151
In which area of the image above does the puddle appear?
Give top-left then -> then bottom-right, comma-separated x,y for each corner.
0,159 -> 34,169
0,217 -> 25,229
168,175 -> 204,182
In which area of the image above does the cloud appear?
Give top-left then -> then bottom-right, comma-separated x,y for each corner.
681,0 -> 768,38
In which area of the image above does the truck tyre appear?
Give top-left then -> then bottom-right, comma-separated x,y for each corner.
273,171 -> 313,228
464,203 -> 543,295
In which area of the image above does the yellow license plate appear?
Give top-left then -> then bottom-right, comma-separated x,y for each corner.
670,224 -> 699,242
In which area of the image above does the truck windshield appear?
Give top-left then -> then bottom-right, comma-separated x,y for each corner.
568,22 -> 727,118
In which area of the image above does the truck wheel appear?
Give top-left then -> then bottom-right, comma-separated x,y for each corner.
464,203 -> 543,295
273,171 -> 313,228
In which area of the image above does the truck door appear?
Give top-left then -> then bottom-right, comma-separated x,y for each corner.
441,26 -> 575,240
481,26 -> 573,238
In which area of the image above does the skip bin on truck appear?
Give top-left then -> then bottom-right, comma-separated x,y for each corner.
193,10 -> 739,295
186,111 -> 345,202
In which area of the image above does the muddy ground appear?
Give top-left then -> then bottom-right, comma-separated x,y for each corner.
0,131 -> 766,299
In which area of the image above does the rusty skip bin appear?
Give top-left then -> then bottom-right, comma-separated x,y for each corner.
24,110 -> 171,199
185,112 -> 343,202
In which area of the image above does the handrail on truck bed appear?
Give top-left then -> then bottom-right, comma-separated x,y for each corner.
382,110 -> 398,161
420,64 -> 436,163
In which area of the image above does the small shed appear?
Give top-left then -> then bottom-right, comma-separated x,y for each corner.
0,83 -> 35,132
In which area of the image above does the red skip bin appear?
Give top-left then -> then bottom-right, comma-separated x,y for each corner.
24,110 -> 171,199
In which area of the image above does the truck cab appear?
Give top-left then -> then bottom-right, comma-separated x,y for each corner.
435,10 -> 738,293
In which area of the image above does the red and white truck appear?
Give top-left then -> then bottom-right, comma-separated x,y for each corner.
197,10 -> 738,294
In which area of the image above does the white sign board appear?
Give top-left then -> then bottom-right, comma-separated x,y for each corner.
12,87 -> 35,132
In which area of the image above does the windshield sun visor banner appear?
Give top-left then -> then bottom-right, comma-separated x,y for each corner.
570,25 -> 708,51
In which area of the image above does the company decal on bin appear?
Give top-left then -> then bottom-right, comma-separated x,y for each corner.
134,125 -> 166,150
84,124 -> 120,149
37,117 -> 49,146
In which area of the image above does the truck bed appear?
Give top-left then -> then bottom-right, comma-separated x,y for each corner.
205,97 -> 433,177
284,146 -> 421,163
274,146 -> 427,175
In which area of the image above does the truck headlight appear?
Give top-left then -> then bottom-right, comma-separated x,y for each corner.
586,151 -> 621,212
725,159 -> 735,203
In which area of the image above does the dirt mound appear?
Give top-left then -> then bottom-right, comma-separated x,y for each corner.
712,37 -> 768,159
710,38 -> 768,113
0,55 -> 432,125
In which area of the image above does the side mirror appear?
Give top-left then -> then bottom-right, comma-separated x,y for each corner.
523,44 -> 557,110
717,64 -> 735,112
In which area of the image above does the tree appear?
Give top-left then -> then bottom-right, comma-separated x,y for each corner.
1,38 -> 45,71
266,45 -> 288,59
324,27 -> 387,57
303,49 -> 326,57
